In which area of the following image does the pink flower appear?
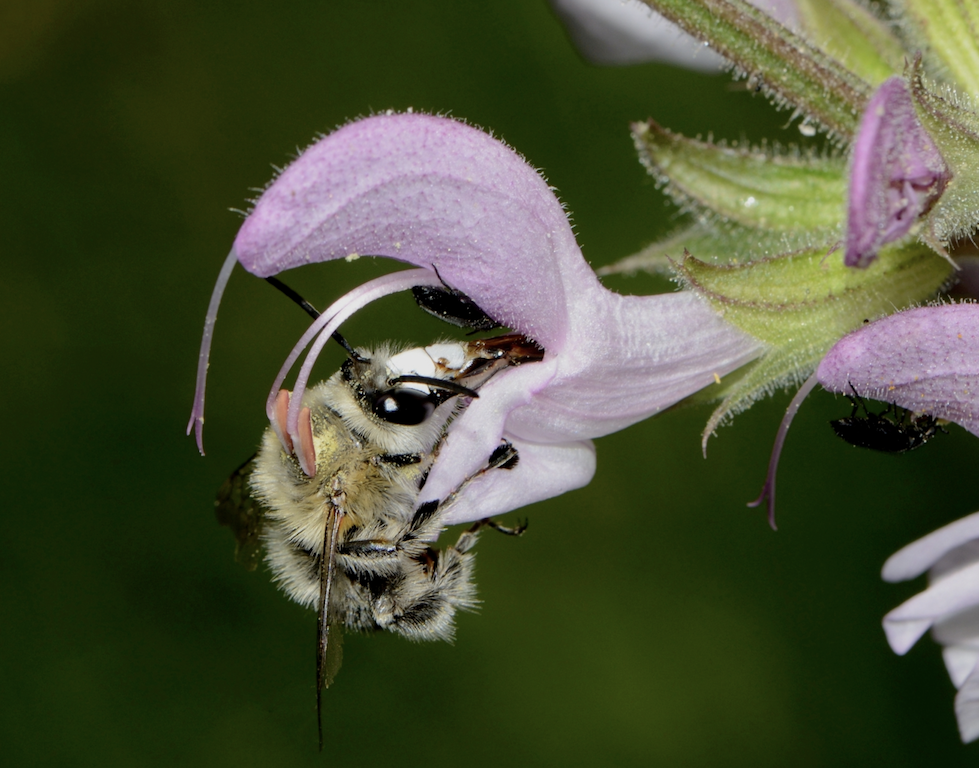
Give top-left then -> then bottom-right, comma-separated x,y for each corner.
845,77 -> 950,268
816,304 -> 979,436
883,511 -> 979,742
189,113 -> 763,523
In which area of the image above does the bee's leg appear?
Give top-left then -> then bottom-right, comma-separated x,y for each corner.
453,517 -> 527,554
415,440 -> 521,535
483,518 -> 528,536
485,440 -> 519,471
337,540 -> 400,558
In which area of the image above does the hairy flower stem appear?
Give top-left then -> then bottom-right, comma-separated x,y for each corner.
637,0 -> 870,138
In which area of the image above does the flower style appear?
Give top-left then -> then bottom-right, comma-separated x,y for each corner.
883,511 -> 979,743
189,112 -> 764,524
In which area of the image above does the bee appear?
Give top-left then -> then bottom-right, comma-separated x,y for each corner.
830,385 -> 944,453
216,333 -> 543,741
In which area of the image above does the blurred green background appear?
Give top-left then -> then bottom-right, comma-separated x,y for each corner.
3,1 -> 978,765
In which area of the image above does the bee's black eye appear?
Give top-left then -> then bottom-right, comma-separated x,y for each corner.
372,388 -> 437,425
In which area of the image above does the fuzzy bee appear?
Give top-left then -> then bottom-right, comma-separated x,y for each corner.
216,333 -> 542,731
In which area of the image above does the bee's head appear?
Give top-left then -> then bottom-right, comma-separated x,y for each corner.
330,344 -> 479,455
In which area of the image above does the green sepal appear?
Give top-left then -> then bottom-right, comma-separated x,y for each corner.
598,221 -> 834,276
633,119 -> 847,234
638,0 -> 870,139
908,65 -> 979,248
794,0 -> 905,85
676,241 -> 953,442
897,0 -> 979,95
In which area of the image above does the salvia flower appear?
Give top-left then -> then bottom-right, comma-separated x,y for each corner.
817,303 -> 979,435
845,76 -> 950,268
883,510 -> 979,742
189,112 -> 764,524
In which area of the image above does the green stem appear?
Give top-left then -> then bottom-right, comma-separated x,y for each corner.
638,0 -> 870,139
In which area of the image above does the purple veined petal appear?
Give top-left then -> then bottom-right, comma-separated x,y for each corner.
548,0 -> 798,69
883,510 -> 979,582
504,289 -> 765,441
418,289 -> 765,507
439,437 -> 597,526
883,560 -> 979,655
233,112 -> 600,354
816,304 -> 979,434
420,362 -> 559,508
845,77 -> 950,268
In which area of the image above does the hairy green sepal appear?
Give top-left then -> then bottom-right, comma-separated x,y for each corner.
898,0 -> 979,95
794,0 -> 905,85
633,119 -> 846,233
908,66 -> 979,248
676,242 -> 953,442
638,0 -> 870,138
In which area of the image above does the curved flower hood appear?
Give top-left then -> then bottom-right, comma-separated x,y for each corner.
189,113 -> 764,523
816,303 -> 979,436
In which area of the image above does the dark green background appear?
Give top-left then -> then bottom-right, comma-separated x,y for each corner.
3,1 -> 976,765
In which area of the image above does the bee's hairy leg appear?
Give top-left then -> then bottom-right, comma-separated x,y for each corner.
483,518 -> 528,537
486,440 -> 519,471
453,517 -> 527,553
337,539 -> 400,558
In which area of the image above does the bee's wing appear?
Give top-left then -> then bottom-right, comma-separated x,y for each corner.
317,503 -> 345,749
214,454 -> 265,571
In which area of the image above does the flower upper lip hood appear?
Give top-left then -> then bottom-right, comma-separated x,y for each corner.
816,303 -> 979,436
189,112 -> 764,523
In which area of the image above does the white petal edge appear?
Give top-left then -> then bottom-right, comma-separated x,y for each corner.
882,510 -> 979,582
883,560 -> 979,654
548,0 -> 799,69
549,0 -> 725,69
439,438 -> 597,526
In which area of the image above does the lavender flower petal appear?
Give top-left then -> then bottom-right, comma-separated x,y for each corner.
846,77 -> 950,268
439,438 -> 597,526
816,304 -> 979,435
234,112 -> 587,351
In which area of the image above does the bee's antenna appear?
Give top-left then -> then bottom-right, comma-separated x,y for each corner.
264,276 -> 369,362
389,375 -> 480,399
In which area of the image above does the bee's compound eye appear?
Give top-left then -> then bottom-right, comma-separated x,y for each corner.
372,389 -> 437,426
